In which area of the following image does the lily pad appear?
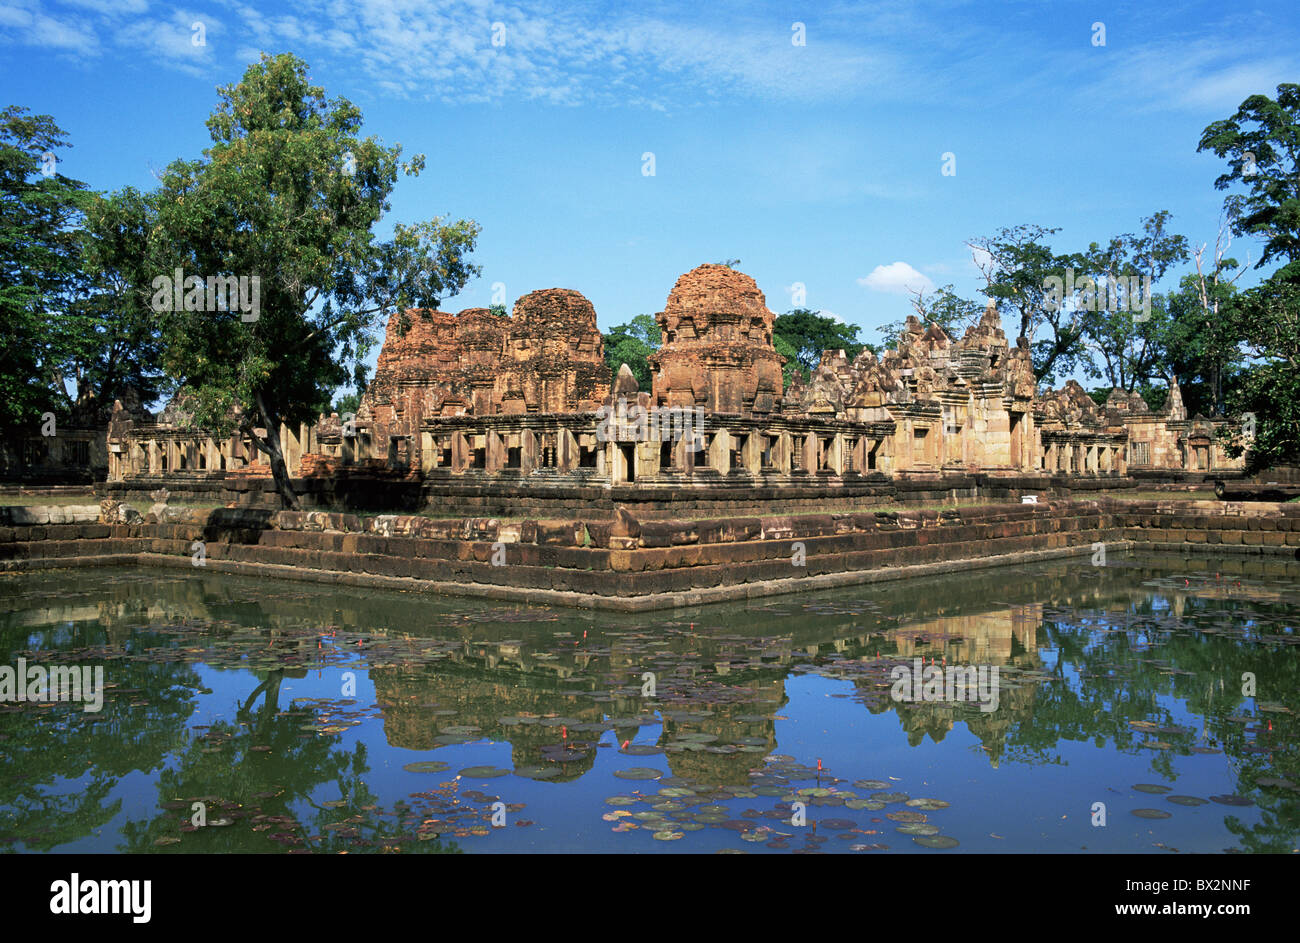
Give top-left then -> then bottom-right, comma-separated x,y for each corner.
1166,795 -> 1208,806
513,765 -> 562,780
459,766 -> 510,779
1210,794 -> 1254,806
905,798 -> 950,810
614,767 -> 664,781
1132,784 -> 1171,794
619,744 -> 663,756
403,761 -> 451,774
913,835 -> 959,849
653,830 -> 684,841
869,791 -> 910,804
1131,808 -> 1172,819
818,818 -> 856,830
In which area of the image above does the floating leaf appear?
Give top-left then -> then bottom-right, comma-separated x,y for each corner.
459,766 -> 509,779
1210,794 -> 1253,807
1166,796 -> 1208,806
913,835 -> 959,849
613,767 -> 664,781
1131,808 -> 1172,819
403,761 -> 451,774
905,798 -> 950,810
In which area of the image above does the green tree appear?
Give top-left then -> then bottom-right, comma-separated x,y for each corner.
603,313 -> 659,389
1162,227 -> 1246,418
488,303 -> 507,317
131,54 -> 480,507
70,187 -> 167,425
332,391 -> 361,416
0,106 -> 89,436
774,333 -> 800,391
774,308 -> 871,377
1199,83 -> 1300,470
1077,211 -> 1189,392
1199,83 -> 1300,274
969,224 -> 1087,384
876,284 -> 983,347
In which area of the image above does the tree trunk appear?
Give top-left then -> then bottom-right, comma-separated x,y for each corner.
253,392 -> 301,510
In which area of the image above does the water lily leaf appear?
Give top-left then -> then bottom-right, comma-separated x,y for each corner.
1132,784 -> 1171,794
818,818 -> 856,830
459,766 -> 510,779
913,835 -> 959,849
1210,794 -> 1253,806
1131,808 -> 1172,819
905,798 -> 950,810
1166,796 -> 1208,806
403,761 -> 451,773
869,792 -> 909,804
613,767 -> 664,781
653,830 -> 684,841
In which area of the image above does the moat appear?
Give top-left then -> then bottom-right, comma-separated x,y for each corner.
2,553 -> 1297,854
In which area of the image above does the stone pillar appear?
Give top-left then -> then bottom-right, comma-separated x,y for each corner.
452,432 -> 470,472
420,432 -> 437,474
520,429 -> 537,474
801,433 -> 817,473
708,428 -> 731,473
557,428 -> 578,472
742,430 -> 762,474
829,433 -> 844,475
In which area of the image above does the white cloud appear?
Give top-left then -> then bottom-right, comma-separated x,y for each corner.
114,10 -> 218,77
857,262 -> 933,296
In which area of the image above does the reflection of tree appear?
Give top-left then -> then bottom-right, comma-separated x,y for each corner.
119,668 -> 459,853
0,622 -> 195,851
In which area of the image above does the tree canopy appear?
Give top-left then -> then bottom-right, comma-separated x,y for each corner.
112,53 -> 481,505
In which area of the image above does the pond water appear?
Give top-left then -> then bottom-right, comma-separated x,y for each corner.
1,553 -> 1297,854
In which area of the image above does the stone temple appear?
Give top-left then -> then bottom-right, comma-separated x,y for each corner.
100,263 -> 1243,494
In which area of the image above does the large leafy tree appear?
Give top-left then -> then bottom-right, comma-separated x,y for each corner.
1199,83 -> 1300,471
1077,211 -> 1189,392
68,187 -> 167,425
774,308 -> 871,377
1161,221 -> 1247,418
0,106 -> 89,438
968,224 -> 1086,384
133,54 -> 480,506
603,313 -> 659,389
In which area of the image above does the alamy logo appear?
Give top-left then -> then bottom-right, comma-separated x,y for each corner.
150,268 -> 261,322
50,874 -> 151,923
1042,268 -> 1151,319
890,658 -> 999,713
0,658 -> 103,712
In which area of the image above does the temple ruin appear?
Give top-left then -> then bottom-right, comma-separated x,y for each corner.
98,263 -> 1244,494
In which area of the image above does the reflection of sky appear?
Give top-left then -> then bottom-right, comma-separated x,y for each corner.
3,557 -> 1297,854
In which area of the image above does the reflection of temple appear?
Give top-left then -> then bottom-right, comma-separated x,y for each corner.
99,263 -> 1242,491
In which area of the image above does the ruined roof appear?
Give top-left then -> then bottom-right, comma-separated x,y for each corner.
662,264 -> 773,326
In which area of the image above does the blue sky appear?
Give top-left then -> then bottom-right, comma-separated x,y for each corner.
3,0 -> 1297,386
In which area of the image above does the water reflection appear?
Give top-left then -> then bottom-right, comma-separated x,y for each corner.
1,552 -> 1296,853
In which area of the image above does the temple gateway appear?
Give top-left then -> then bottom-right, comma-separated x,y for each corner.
102,263 -> 1242,493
